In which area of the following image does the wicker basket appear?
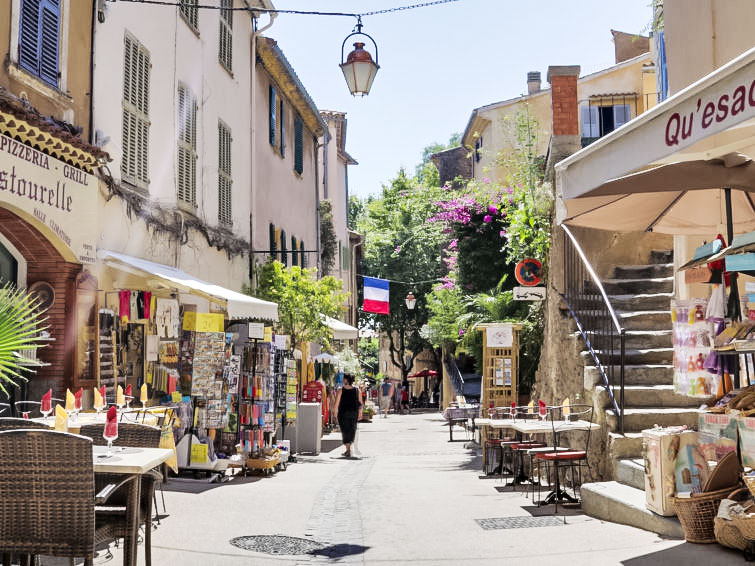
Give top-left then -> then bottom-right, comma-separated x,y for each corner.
674,485 -> 739,543
743,474 -> 755,498
715,488 -> 752,550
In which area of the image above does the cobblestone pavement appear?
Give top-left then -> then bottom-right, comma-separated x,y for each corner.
61,412 -> 748,565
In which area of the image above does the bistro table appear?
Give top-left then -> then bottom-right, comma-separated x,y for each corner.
442,406 -> 479,441
511,419 -> 600,505
32,412 -> 159,433
93,445 -> 173,566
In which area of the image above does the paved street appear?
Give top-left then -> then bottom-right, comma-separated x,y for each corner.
102,413 -> 747,566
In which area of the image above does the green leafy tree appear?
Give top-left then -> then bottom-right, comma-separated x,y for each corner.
319,200 -> 338,276
0,284 -> 46,393
356,170 -> 447,382
250,262 -> 348,352
357,336 -> 379,376
415,132 -> 461,186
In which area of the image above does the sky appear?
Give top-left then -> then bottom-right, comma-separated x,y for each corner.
267,0 -> 654,198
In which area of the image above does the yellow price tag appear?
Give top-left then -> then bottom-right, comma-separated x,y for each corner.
190,443 -> 208,463
171,391 -> 183,403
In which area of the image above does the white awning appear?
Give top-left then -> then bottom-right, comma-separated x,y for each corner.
323,315 -> 359,340
100,250 -> 278,321
557,45 -> 755,209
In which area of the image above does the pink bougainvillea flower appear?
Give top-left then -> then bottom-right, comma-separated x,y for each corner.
458,328 -> 465,336
488,205 -> 498,215
499,230 -> 506,238
394,245 -> 401,253
448,238 -> 458,250
483,215 -> 492,223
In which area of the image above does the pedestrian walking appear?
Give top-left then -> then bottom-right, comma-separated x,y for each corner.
334,373 -> 362,458
401,386 -> 410,414
379,376 -> 394,418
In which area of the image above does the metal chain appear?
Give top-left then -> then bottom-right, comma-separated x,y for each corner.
360,0 -> 460,17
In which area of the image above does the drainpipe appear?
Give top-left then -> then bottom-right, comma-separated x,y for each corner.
314,136 -> 322,273
88,0 -> 98,144
246,1 -> 276,285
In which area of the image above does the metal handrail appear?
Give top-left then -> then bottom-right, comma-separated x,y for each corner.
443,352 -> 465,398
561,225 -> 626,434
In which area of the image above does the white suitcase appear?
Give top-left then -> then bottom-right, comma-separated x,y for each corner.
642,426 -> 688,516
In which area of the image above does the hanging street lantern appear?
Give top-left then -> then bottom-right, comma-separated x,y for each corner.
405,292 -> 416,310
339,16 -> 379,96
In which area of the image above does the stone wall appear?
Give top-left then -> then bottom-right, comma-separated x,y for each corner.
430,146 -> 473,188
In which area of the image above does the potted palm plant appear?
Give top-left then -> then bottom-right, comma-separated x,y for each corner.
0,283 -> 47,394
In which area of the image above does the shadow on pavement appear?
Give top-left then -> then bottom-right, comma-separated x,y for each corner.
621,542 -> 745,565
308,543 -> 370,559
520,504 -> 586,518
164,475 -> 261,493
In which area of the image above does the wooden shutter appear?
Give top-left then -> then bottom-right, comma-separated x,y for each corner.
342,243 -> 350,271
269,223 -> 277,261
19,0 -> 60,88
581,105 -> 599,138
269,85 -> 277,147
291,236 -> 298,267
219,0 -> 233,71
177,84 -> 197,206
279,99 -> 285,157
218,121 -> 232,226
180,0 -> 198,30
613,104 -> 631,128
280,230 -> 287,266
300,241 -> 306,268
121,33 -> 151,188
294,117 -> 303,174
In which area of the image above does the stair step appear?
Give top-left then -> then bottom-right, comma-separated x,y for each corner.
608,432 -> 644,459
650,250 -> 674,264
616,458 -> 645,490
581,481 -> 683,538
622,385 -> 703,408
586,330 -> 672,350
585,364 -> 673,387
606,407 -> 699,433
581,347 -> 673,365
616,311 -> 671,330
613,263 -> 674,279
608,293 -> 672,311
592,277 -> 674,295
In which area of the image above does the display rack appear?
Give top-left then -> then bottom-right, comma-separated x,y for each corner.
97,309 -> 117,402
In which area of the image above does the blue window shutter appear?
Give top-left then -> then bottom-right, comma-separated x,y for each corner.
18,0 -> 41,77
269,85 -> 276,147
38,0 -> 59,87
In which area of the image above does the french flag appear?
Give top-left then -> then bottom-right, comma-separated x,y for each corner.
363,277 -> 390,314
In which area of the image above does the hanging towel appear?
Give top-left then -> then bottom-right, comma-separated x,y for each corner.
143,291 -> 152,319
118,290 -> 131,323
129,292 -> 138,323
136,291 -> 146,319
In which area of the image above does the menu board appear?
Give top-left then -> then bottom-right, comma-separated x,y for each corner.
286,358 -> 298,422
190,332 -> 226,397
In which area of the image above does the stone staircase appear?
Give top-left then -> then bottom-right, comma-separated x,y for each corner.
578,250 -> 693,537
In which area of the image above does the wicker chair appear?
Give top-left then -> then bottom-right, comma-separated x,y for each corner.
79,422 -> 162,566
0,429 -> 137,566
0,418 -> 49,431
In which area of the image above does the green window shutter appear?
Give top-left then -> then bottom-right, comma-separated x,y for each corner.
291,236 -> 298,266
294,117 -> 303,174
279,99 -> 285,157
342,243 -> 350,271
300,241 -> 306,268
280,229 -> 287,266
269,223 -> 276,261
218,121 -> 232,226
269,85 -> 276,147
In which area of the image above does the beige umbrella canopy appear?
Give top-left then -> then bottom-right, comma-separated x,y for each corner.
563,153 -> 755,235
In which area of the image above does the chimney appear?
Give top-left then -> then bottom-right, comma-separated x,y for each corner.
547,65 -> 581,136
527,71 -> 541,95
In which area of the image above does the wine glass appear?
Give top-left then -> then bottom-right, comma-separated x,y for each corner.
103,425 -> 118,458
40,399 -> 52,421
538,402 -> 548,423
125,396 -> 132,411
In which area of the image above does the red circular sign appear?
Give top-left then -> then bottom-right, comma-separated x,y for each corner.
515,258 -> 543,287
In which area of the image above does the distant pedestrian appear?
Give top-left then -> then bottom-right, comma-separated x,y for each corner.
401,386 -> 410,414
335,373 -> 362,458
379,377 -> 394,418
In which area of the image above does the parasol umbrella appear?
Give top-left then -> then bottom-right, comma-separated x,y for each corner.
408,369 -> 439,378
564,153 -> 755,320
313,353 -> 339,364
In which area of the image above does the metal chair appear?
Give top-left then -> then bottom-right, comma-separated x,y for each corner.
0,404 -> 10,417
79,422 -> 162,566
13,401 -> 41,419
0,429 -> 137,566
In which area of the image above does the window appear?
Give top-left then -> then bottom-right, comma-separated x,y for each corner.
269,85 -> 277,148
18,0 -> 60,88
0,243 -> 18,285
177,83 -> 197,206
279,100 -> 285,157
179,0 -> 198,30
280,229 -> 287,266
341,242 -> 350,271
219,0 -> 233,71
294,117 -> 303,174
218,121 -> 232,226
291,236 -> 298,266
269,223 -> 277,261
474,136 -> 483,163
121,33 -> 151,189
581,103 -> 632,146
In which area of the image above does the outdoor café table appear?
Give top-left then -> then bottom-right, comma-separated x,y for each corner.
442,406 -> 479,441
511,419 -> 600,505
32,412 -> 159,433
93,445 -> 173,566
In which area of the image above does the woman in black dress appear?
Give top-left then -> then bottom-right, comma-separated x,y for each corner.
335,373 -> 362,458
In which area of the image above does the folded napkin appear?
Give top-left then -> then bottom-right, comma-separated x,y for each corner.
125,384 -> 132,398
105,406 -> 118,438
74,388 -> 83,410
41,389 -> 52,414
562,397 -> 571,416
140,383 -> 148,403
538,400 -> 547,419
116,385 -> 125,406
99,385 -> 107,405
54,404 -> 67,431
527,400 -> 534,413
65,389 -> 75,412
93,386 -> 104,409
510,401 -> 517,418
